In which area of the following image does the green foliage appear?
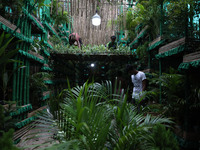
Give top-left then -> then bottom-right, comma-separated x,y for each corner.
34,0 -> 46,9
0,129 -> 19,150
0,103 -> 19,131
150,124 -> 179,150
164,0 -> 189,39
50,42 -> 132,55
49,35 -> 62,45
51,0 -> 69,27
0,0 -> 25,22
22,81 -> 173,149
0,105 -> 19,150
149,70 -> 186,119
126,0 -> 161,40
30,39 -> 44,54
30,72 -> 53,107
126,0 -> 200,41
145,104 -> 166,114
0,32 -> 22,101
136,41 -> 149,65
189,86 -> 200,109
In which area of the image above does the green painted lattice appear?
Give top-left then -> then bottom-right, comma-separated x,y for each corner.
178,60 -> 200,71
155,45 -> 185,59
0,22 -> 33,43
148,40 -> 165,51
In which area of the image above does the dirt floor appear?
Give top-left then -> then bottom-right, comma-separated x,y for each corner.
17,128 -> 58,150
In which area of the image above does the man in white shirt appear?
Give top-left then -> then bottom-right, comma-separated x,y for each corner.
127,65 -> 147,104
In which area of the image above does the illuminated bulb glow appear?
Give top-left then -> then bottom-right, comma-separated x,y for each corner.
92,13 -> 101,26
91,63 -> 95,67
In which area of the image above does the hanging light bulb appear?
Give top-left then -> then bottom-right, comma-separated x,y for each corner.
92,11 -> 101,26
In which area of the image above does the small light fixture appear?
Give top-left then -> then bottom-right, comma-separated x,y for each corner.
92,11 -> 101,26
91,63 -> 95,67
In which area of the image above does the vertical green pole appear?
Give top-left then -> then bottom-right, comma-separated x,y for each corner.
27,61 -> 30,104
160,0 -> 163,36
27,7 -> 32,105
19,59 -> 24,106
12,57 -> 17,101
184,72 -> 189,131
16,57 -> 20,106
159,59 -> 162,104
120,1 -> 123,41
18,14 -> 25,107
148,52 -> 151,69
24,59 -> 27,104
13,16 -> 21,102
71,17 -> 73,33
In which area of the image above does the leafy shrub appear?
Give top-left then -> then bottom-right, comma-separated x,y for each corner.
150,124 -> 179,150
22,81 -> 173,150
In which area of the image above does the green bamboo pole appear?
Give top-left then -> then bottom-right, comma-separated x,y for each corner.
148,52 -> 151,69
19,59 -> 24,106
120,1 -> 124,41
24,59 -> 27,104
12,17 -> 21,102
16,57 -> 20,106
184,72 -> 189,131
20,18 -> 28,106
17,14 -> 24,106
27,61 -> 30,104
12,55 -> 18,101
27,19 -> 32,105
160,0 -> 163,36
159,59 -> 162,104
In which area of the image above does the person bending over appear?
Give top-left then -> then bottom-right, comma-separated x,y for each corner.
69,33 -> 82,49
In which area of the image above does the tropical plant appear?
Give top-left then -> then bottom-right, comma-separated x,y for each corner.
164,0 -> 191,40
0,0 -> 25,22
0,105 -> 19,150
0,129 -> 19,150
149,124 -> 179,150
30,39 -> 45,54
126,0 -> 162,40
148,69 -> 187,124
51,0 -> 69,27
29,72 -> 53,108
136,41 -> 149,66
21,81 -> 174,149
189,86 -> 200,109
50,42 -> 132,55
0,32 -> 23,103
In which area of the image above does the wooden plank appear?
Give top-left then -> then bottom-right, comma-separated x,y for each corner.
149,36 -> 162,47
159,37 -> 186,54
28,106 -> 47,118
130,25 -> 149,45
28,51 -> 44,60
0,15 -> 21,33
183,51 -> 200,63
13,122 -> 36,140
42,91 -> 50,97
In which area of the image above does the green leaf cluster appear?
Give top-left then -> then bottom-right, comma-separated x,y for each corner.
51,0 -> 69,27
22,81 -> 177,150
0,32 -> 22,101
0,105 -> 19,150
150,124 -> 179,150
